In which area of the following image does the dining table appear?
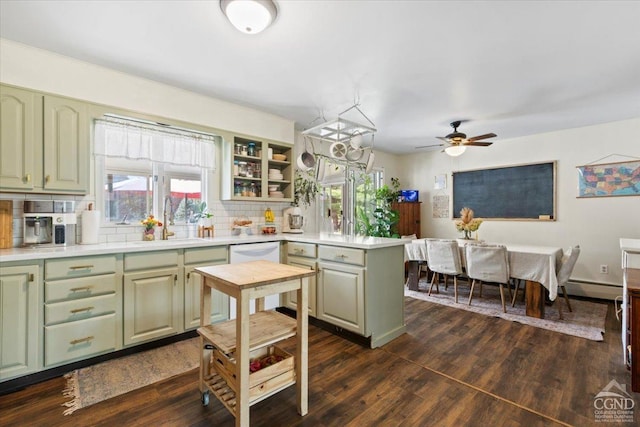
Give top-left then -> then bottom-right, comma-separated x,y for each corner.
405,239 -> 563,319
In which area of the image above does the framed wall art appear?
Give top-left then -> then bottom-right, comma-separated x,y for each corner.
577,160 -> 640,198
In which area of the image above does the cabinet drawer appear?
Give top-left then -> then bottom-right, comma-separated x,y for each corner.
124,250 -> 178,271
318,245 -> 365,266
45,273 -> 117,302
45,255 -> 117,280
185,246 -> 228,265
45,294 -> 116,325
45,313 -> 116,366
287,242 -> 316,258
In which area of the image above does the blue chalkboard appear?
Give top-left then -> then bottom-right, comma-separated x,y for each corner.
452,162 -> 556,220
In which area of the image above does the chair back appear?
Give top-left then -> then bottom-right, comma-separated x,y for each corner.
465,244 -> 510,284
426,239 -> 462,275
556,245 -> 581,286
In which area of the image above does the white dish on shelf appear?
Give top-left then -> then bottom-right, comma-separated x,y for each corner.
268,185 -> 279,191
268,168 -> 280,174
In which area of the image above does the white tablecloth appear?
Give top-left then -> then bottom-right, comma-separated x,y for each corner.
405,239 -> 563,300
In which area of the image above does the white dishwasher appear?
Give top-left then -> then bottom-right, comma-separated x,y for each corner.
228,241 -> 281,319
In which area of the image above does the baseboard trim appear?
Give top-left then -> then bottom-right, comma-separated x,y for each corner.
567,280 -> 622,301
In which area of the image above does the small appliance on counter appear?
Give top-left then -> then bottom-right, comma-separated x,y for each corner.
283,207 -> 304,234
23,200 -> 77,246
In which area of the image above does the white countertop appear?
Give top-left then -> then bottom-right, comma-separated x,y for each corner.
620,238 -> 640,254
0,233 -> 406,262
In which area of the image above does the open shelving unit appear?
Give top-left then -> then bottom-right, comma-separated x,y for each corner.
221,135 -> 293,202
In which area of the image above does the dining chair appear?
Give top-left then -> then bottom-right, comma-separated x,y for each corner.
425,239 -> 463,302
555,245 -> 581,319
466,244 -> 511,313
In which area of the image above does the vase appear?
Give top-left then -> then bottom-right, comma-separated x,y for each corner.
143,229 -> 155,241
463,230 -> 472,240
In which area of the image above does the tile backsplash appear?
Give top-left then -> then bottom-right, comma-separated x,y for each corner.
1,192 -> 292,247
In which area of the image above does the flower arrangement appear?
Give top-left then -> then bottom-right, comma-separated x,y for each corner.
455,207 -> 483,239
141,215 -> 162,231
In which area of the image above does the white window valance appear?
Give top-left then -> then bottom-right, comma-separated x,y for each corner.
94,117 -> 216,170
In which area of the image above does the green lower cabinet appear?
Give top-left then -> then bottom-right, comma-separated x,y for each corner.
0,265 -> 40,380
316,261 -> 365,335
44,313 -> 117,366
123,268 -> 182,345
184,266 -> 229,329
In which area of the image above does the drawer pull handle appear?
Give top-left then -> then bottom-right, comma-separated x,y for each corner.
294,248 -> 305,254
70,286 -> 93,292
187,272 -> 191,280
337,254 -> 347,258
25,174 -> 31,182
69,265 -> 94,270
70,336 -> 94,345
70,306 -> 94,314
45,175 -> 50,183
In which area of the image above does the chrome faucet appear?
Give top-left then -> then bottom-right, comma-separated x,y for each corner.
162,196 -> 175,240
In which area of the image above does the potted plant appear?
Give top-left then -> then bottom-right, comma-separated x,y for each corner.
293,169 -> 319,208
141,214 -> 162,241
192,201 -> 213,227
356,177 -> 401,238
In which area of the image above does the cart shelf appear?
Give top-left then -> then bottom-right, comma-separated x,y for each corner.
197,310 -> 296,354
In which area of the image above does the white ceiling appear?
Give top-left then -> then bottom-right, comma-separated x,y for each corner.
1,0 -> 639,154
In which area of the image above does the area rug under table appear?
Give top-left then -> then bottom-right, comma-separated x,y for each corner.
63,337 -> 199,415
405,280 -> 608,341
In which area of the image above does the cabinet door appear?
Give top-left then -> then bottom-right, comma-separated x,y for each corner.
1,265 -> 40,380
184,265 -> 229,329
283,256 -> 316,317
392,202 -> 421,238
317,261 -> 365,334
123,268 -> 182,345
43,95 -> 89,193
0,86 -> 42,191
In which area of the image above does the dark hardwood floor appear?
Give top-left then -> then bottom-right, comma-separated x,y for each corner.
1,297 -> 638,426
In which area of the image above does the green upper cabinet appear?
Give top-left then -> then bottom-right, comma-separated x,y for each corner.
0,84 -> 89,194
43,95 -> 89,193
0,85 -> 42,191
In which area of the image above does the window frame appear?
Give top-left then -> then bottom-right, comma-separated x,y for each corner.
93,116 -> 214,226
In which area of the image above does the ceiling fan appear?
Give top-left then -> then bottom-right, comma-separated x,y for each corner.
416,121 -> 497,156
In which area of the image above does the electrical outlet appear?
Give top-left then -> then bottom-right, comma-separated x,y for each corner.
600,264 -> 609,274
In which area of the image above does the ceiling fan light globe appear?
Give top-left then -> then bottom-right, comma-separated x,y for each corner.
221,0 -> 277,34
445,145 -> 467,157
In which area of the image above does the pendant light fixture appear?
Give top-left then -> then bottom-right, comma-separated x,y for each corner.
220,0 -> 278,35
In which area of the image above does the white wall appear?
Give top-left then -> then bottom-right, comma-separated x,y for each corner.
398,117 -> 640,288
0,39 -> 296,244
0,39 -> 294,143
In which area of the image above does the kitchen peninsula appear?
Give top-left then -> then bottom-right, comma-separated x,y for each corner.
0,234 -> 406,388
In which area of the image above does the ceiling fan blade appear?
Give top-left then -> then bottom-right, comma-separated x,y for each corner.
466,141 -> 493,147
467,133 -> 497,142
415,144 -> 444,149
436,136 -> 450,142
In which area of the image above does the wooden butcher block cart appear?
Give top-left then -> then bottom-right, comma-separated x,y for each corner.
196,260 -> 314,427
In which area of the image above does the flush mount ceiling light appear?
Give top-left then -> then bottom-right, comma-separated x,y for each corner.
220,0 -> 277,34
444,145 -> 467,157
